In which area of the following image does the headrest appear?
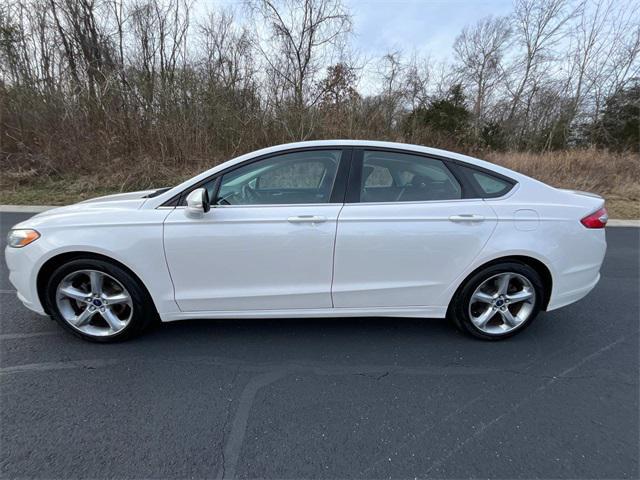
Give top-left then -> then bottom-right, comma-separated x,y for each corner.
363,165 -> 375,182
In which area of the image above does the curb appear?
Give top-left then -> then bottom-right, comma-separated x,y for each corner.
0,205 -> 638,227
607,219 -> 639,227
0,205 -> 56,213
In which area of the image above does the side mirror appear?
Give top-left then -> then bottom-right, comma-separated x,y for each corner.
185,188 -> 210,218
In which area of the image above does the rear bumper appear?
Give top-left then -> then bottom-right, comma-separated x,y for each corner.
547,272 -> 600,311
546,228 -> 606,311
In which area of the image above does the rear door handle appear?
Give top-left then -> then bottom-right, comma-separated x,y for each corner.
449,214 -> 485,223
287,215 -> 327,224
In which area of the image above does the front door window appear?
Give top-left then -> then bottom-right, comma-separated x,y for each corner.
213,150 -> 342,205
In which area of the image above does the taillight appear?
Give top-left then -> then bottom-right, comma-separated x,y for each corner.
581,207 -> 608,228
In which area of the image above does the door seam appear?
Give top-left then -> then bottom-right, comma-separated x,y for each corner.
330,204 -> 346,308
161,208 -> 183,312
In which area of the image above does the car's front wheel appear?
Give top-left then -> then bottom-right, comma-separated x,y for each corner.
44,258 -> 157,342
448,261 -> 544,340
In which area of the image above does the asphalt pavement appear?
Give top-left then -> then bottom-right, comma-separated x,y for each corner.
1,211 -> 638,479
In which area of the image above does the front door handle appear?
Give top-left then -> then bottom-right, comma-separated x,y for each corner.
449,214 -> 485,223
287,215 -> 327,224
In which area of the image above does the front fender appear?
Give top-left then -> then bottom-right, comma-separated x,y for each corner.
9,208 -> 179,317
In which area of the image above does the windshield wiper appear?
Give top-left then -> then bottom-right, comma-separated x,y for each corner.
145,187 -> 172,198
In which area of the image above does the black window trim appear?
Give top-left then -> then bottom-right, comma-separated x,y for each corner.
161,145 -> 517,207
345,147 -> 517,203
447,161 -> 517,199
161,146 -> 353,207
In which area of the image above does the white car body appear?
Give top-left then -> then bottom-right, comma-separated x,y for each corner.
6,140 -> 606,324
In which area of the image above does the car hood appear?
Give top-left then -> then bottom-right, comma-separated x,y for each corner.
11,190 -> 157,230
76,189 -> 158,205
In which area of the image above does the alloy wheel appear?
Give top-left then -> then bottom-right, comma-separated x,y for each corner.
468,272 -> 536,335
55,269 -> 133,337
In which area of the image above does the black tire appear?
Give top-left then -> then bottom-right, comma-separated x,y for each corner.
44,258 -> 158,342
447,261 -> 544,340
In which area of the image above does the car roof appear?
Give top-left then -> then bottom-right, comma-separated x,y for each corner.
144,140 -> 533,208
231,140 -> 483,165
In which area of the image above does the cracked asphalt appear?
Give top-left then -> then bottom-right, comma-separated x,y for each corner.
1,211 -> 638,479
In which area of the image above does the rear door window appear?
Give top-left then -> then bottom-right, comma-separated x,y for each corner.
360,151 -> 462,203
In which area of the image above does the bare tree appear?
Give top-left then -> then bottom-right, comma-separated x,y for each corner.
375,51 -> 406,135
454,16 -> 511,137
505,0 -> 580,144
248,0 -> 351,138
588,0 -> 640,120
2,0 -> 639,194
127,0 -> 191,111
199,9 -> 254,91
404,54 -> 431,112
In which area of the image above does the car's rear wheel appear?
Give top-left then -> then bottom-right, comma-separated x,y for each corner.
448,262 -> 544,340
44,258 -> 157,342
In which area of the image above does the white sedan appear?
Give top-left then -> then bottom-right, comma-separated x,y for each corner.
5,140 -> 608,342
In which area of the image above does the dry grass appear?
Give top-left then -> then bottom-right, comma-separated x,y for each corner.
485,149 -> 640,219
0,157 -> 212,206
1,149 -> 638,218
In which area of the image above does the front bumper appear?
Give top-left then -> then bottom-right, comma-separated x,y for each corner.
5,246 -> 47,316
15,290 -> 46,315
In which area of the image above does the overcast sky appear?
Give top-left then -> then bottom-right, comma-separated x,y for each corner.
204,0 -> 519,93
345,0 -> 514,61
208,0 -> 516,62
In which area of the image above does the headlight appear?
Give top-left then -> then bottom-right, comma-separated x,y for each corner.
7,229 -> 40,248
